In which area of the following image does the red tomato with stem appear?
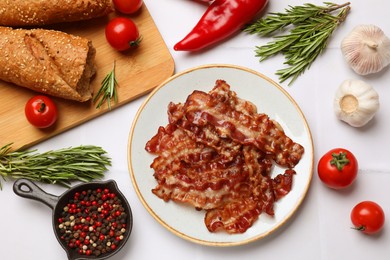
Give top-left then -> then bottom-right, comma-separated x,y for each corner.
105,17 -> 141,51
351,201 -> 385,235
25,95 -> 58,128
113,0 -> 143,14
317,148 -> 358,189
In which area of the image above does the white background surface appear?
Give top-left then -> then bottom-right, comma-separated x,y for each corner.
1,0 -> 390,259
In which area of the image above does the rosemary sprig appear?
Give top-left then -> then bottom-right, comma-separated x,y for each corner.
93,61 -> 118,109
0,143 -> 111,189
245,2 -> 351,85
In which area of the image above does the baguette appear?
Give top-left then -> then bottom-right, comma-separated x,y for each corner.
0,0 -> 114,26
0,26 -> 96,102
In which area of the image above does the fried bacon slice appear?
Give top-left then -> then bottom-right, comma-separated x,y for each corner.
146,124 -> 246,209
145,80 -> 303,234
181,80 -> 304,168
273,169 -> 295,201
205,197 -> 263,233
168,102 -> 242,162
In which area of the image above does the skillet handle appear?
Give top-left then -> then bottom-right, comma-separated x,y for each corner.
13,179 -> 59,209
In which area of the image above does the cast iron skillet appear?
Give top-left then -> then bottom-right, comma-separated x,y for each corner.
13,178 -> 133,260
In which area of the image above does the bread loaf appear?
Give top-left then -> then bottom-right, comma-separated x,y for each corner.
0,0 -> 114,26
0,26 -> 96,102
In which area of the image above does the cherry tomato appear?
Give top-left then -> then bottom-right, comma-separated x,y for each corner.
317,148 -> 358,189
105,17 -> 141,51
113,0 -> 143,14
25,95 -> 58,128
351,201 -> 385,235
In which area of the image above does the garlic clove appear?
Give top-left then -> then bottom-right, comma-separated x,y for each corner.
334,79 -> 379,127
341,24 -> 390,75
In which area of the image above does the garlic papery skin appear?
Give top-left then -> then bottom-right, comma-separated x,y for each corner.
334,79 -> 379,127
341,24 -> 390,75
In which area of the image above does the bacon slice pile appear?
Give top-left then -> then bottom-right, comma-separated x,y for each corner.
145,80 -> 304,234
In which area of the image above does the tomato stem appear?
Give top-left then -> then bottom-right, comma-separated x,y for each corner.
330,152 -> 350,171
130,36 -> 142,47
38,102 -> 46,113
352,225 -> 366,232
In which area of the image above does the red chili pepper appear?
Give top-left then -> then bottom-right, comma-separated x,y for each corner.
192,0 -> 213,3
174,0 -> 269,51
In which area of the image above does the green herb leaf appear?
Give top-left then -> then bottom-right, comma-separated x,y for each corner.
245,2 -> 351,85
93,61 -> 118,109
0,143 -> 111,189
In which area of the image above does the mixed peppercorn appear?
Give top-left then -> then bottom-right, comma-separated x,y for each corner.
57,187 -> 128,257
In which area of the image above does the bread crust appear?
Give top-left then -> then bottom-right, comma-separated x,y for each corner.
0,26 -> 96,102
0,0 -> 114,26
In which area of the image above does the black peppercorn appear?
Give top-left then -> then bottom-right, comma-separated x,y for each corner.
57,187 -> 128,257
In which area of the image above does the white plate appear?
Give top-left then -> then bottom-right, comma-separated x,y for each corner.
128,64 -> 314,246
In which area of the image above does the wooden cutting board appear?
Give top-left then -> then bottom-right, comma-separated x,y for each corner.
0,4 -> 175,151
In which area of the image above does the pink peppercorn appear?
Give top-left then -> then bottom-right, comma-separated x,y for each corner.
57,187 -> 128,257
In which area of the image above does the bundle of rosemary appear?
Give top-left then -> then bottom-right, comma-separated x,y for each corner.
93,61 -> 118,110
245,2 -> 351,85
0,143 -> 111,189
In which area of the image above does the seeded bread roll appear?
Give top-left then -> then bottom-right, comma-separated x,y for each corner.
0,0 -> 114,26
0,26 -> 96,102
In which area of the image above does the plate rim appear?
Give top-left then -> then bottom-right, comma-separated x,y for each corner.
127,63 -> 314,247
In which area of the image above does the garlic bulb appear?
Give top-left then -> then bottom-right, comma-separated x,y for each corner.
334,79 -> 379,127
341,24 -> 390,75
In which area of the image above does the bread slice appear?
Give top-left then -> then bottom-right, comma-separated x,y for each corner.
0,0 -> 114,26
0,26 -> 96,102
